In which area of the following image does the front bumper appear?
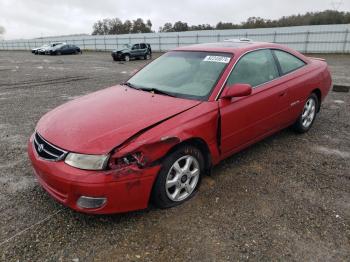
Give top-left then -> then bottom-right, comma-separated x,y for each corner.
27,135 -> 160,214
111,52 -> 122,60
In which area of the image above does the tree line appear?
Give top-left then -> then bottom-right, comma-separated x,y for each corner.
92,18 -> 152,35
92,10 -> 350,35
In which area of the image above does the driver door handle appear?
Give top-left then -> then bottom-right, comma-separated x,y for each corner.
278,92 -> 287,97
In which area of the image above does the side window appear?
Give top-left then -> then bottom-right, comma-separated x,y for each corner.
226,49 -> 279,88
140,43 -> 146,49
273,50 -> 306,74
132,44 -> 140,50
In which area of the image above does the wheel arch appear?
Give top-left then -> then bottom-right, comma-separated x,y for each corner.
162,137 -> 212,176
311,88 -> 322,112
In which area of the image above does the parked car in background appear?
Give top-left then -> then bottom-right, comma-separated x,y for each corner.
36,42 -> 65,55
28,41 -> 332,214
31,44 -> 49,54
111,43 -> 152,61
47,44 -> 82,55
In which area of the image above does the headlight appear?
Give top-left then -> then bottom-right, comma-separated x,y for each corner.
64,153 -> 109,170
108,152 -> 144,170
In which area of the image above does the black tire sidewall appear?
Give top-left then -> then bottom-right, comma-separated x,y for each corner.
152,145 -> 204,208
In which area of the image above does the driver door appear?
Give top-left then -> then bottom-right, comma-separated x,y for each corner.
219,49 -> 290,156
131,44 -> 140,57
60,45 -> 69,54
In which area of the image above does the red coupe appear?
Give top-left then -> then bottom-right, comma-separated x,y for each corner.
28,41 -> 332,214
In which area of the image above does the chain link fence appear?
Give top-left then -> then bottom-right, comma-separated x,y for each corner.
1,24 -> 349,53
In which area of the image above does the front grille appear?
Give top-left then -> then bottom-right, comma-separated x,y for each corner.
33,132 -> 67,161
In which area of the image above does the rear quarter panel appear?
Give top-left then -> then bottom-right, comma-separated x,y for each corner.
287,58 -> 331,120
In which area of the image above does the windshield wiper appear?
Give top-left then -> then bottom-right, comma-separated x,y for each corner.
122,83 -> 175,97
121,82 -> 140,90
138,87 -> 176,97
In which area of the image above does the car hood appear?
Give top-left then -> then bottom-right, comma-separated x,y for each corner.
40,46 -> 52,51
36,85 -> 201,154
113,48 -> 130,53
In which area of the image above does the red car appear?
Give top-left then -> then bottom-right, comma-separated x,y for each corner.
28,41 -> 332,214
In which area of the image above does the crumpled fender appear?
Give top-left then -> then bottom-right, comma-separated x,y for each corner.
110,102 -> 221,169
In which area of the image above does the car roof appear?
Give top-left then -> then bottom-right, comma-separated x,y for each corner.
174,41 -> 287,54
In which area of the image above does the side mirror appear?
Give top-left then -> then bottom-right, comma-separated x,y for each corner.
221,83 -> 252,99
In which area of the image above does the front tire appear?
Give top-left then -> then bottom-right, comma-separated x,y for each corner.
152,145 -> 204,209
124,54 -> 130,62
292,93 -> 318,133
144,53 -> 151,60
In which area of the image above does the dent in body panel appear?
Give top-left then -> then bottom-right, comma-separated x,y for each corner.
109,102 -> 221,173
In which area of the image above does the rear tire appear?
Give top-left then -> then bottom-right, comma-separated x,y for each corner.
292,93 -> 318,133
152,145 -> 204,209
144,53 -> 151,60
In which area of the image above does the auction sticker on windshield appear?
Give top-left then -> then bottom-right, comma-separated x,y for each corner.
203,55 -> 230,63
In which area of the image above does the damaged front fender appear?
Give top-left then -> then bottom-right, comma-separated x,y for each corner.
108,102 -> 221,175
109,136 -> 181,170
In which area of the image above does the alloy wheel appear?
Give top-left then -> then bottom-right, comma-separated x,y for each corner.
301,97 -> 316,128
165,155 -> 200,202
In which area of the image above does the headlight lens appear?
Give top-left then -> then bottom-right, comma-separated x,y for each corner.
64,153 -> 109,170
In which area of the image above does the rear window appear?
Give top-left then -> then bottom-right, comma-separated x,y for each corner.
273,50 -> 306,75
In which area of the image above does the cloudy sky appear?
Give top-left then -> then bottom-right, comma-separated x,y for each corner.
0,0 -> 349,39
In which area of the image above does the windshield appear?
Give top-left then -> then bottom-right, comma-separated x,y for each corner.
127,51 -> 232,100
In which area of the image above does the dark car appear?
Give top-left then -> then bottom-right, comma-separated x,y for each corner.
111,43 -> 152,61
48,44 -> 82,55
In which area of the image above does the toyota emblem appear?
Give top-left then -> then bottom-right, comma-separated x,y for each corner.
37,144 -> 44,152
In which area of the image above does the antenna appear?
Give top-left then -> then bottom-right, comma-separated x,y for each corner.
331,1 -> 343,11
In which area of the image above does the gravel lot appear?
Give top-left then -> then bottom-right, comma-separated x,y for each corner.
0,51 -> 349,261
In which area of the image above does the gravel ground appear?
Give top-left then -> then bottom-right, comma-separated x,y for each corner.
0,51 -> 349,261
